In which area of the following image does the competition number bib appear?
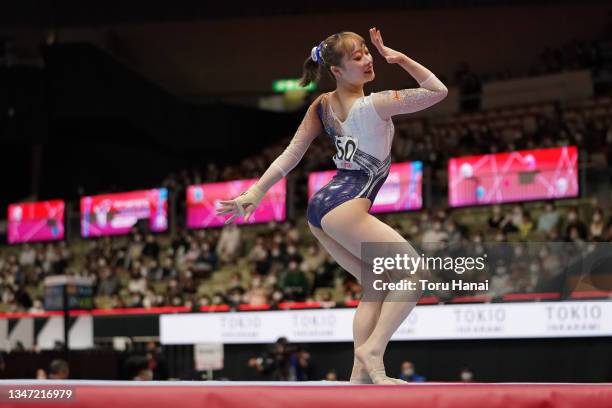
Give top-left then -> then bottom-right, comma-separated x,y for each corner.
333,134 -> 358,164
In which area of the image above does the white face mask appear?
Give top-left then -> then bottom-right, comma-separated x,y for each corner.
402,368 -> 414,377
461,371 -> 473,381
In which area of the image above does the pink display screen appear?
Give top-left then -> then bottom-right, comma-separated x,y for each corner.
308,161 -> 423,214
448,146 -> 579,207
187,179 -> 286,228
81,189 -> 168,237
7,200 -> 65,244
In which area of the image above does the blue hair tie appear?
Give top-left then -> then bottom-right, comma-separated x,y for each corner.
310,41 -> 324,65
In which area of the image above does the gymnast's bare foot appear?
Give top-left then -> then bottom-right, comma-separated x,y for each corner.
355,344 -> 407,385
349,360 -> 374,384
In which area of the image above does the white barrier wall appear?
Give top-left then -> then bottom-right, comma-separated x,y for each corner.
161,300 -> 612,344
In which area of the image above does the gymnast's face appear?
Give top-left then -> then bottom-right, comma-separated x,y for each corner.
331,39 -> 374,85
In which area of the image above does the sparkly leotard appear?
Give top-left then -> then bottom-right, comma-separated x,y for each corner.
306,93 -> 394,228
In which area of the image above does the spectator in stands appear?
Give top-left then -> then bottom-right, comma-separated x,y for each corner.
228,272 -> 243,291
227,286 -> 245,309
589,208 -> 606,240
193,242 -> 217,279
313,253 -> 339,289
343,275 -> 361,301
127,263 -> 147,295
500,205 -> 524,234
488,205 -> 504,231
280,260 -> 309,301
197,294 -> 211,308
269,287 -> 285,308
35,368 -> 47,380
125,355 -> 153,381
567,226 -> 586,244
563,207 -> 588,241
127,292 -> 143,308
459,367 -> 474,382
126,233 -> 144,268
488,262 -> 512,296
142,234 -> 160,259
300,243 -> 326,274
418,211 -> 433,234
29,298 -> 44,313
96,266 -> 119,297
325,369 -> 338,381
244,275 -> 269,306
537,202 -> 560,233
146,341 -> 169,380
316,290 -> 337,309
289,347 -> 313,381
13,284 -> 32,310
399,361 -> 426,382
48,359 -> 69,380
216,224 -> 241,265
517,212 -> 534,240
142,289 -> 160,309
248,236 -> 270,276
110,294 -> 126,308
155,256 -> 178,280
285,243 -> 303,266
211,292 -> 226,306
248,337 -> 294,381
18,244 -> 36,267
445,220 -> 464,246
283,220 -> 301,244
421,219 -> 448,253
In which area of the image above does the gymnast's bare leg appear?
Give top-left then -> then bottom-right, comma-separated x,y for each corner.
308,221 -> 383,384
321,197 -> 424,384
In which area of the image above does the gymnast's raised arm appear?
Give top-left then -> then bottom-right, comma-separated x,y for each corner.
368,27 -> 448,120
216,95 -> 323,224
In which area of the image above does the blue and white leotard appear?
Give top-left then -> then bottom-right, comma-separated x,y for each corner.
307,92 -> 395,228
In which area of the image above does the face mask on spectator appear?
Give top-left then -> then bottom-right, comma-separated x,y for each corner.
461,371 -> 473,381
402,368 -> 414,377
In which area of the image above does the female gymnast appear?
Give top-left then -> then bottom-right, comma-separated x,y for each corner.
216,27 -> 448,384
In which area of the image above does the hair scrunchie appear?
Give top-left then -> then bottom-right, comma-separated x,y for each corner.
310,41 -> 324,65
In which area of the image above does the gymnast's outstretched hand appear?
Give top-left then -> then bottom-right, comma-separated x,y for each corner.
215,184 -> 265,224
368,27 -> 407,65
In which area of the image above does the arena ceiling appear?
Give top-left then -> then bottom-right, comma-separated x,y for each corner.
0,0 -> 598,28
